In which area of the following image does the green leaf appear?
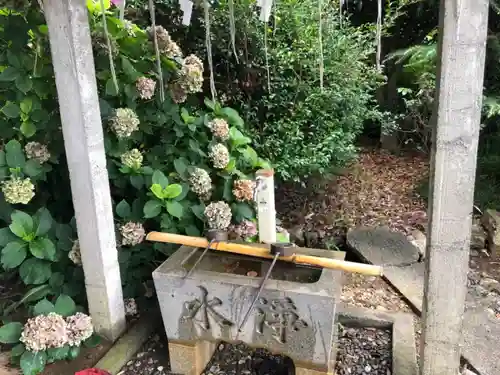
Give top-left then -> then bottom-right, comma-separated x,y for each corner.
173,158 -> 187,177
0,227 -> 17,247
11,343 -> 26,358
0,67 -> 19,81
150,183 -> 164,199
185,225 -> 201,237
163,184 -> 182,199
204,98 -> 216,110
18,284 -> 51,304
20,97 -> 33,114
47,345 -> 69,361
115,200 -> 132,219
130,174 -> 144,189
23,159 -> 43,177
143,200 -> 162,218
229,127 -> 251,147
15,75 -> 33,93
67,346 -> 81,360
49,272 -> 65,289
29,238 -> 56,260
121,57 -> 141,81
33,298 -> 55,316
0,150 -> 5,166
83,334 -> 102,348
152,170 -> 169,188
191,204 -> 205,220
20,121 -> 36,138
2,284 -> 52,316
1,241 -> 28,269
222,107 -> 244,127
54,294 -> 76,316
33,208 -> 53,237
0,322 -> 23,344
5,140 -> 26,168
19,258 -> 52,285
105,78 -> 119,96
10,210 -> 34,239
166,201 -> 184,218
20,350 -> 47,375
1,101 -> 20,118
232,203 -> 254,222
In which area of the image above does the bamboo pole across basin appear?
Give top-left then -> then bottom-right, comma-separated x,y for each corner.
146,232 -> 383,277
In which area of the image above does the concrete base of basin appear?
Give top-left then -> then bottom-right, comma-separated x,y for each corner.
166,304 -> 418,375
153,245 -> 345,372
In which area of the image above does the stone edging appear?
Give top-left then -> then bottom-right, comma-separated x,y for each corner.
94,313 -> 160,375
337,304 -> 418,375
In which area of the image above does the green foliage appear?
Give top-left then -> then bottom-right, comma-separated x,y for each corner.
0,0 -> 267,329
126,0 -> 390,181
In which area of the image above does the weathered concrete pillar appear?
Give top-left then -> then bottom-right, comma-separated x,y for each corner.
420,0 -> 489,374
44,0 -> 126,340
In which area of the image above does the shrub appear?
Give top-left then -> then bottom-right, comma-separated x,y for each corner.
125,0 -> 389,181
0,1 -> 268,365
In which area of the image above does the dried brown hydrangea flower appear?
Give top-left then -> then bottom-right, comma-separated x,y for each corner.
232,179 -> 256,202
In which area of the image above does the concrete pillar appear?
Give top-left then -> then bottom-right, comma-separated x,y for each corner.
420,0 -> 489,374
44,0 -> 126,340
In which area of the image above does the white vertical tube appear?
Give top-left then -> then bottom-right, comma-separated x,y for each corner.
255,169 -> 277,244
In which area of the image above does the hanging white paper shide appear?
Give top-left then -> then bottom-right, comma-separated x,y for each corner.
179,0 -> 194,25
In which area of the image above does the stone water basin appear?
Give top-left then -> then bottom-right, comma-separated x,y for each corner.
153,245 -> 345,372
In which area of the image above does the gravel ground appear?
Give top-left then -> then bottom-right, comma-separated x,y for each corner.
336,326 -> 392,375
118,331 -> 393,375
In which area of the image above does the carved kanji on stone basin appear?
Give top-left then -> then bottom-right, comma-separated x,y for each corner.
181,285 -> 234,330
255,297 -> 308,343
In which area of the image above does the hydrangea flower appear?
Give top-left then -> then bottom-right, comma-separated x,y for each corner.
69,240 -> 82,266
233,180 -> 256,202
120,149 -> 143,170
135,77 -> 156,100
91,30 -> 119,58
204,201 -> 232,230
169,82 -> 187,104
24,142 -> 51,164
179,54 -> 204,93
209,118 -> 230,140
147,26 -> 182,58
124,298 -> 138,316
66,313 -> 93,347
229,220 -> 257,240
208,144 -> 230,169
120,222 -> 146,246
188,168 -> 212,199
1,177 -> 35,204
109,108 -> 140,139
20,313 -> 68,351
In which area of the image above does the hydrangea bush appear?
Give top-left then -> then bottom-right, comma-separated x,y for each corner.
0,2 -> 270,373
0,294 -> 100,375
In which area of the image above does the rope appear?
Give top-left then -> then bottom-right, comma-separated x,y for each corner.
148,0 -> 165,102
263,18 -> 271,92
376,0 -> 382,72
119,0 -> 126,20
99,0 -> 119,94
204,0 -> 217,101
318,0 -> 324,92
228,0 -> 239,63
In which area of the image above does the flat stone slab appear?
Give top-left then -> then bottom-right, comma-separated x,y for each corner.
347,226 -> 500,375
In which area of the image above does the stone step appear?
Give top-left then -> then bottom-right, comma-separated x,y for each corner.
347,226 -> 500,375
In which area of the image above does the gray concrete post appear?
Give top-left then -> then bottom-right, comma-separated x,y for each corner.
43,0 -> 126,340
420,0 -> 489,374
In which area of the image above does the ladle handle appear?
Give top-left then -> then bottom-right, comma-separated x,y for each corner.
146,232 -> 383,277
